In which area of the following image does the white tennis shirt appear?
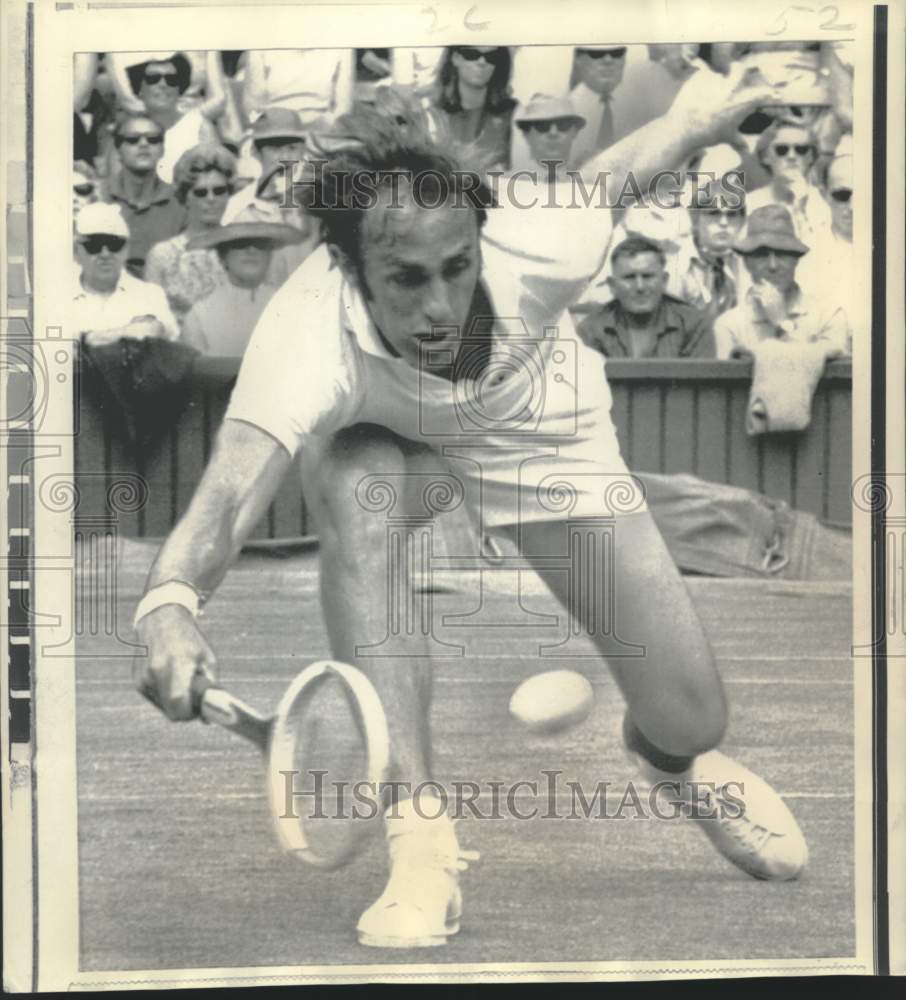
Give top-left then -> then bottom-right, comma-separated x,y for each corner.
226,189 -> 646,525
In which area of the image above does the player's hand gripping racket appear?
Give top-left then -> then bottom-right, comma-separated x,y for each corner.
192,661 -> 392,870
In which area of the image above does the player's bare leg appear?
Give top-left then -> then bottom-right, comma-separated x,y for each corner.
507,512 -> 808,881
301,424 -> 477,947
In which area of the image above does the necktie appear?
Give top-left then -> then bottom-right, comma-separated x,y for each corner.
710,257 -> 737,316
596,94 -> 614,151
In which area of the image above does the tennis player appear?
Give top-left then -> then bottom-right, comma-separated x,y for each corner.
134,63 -> 809,948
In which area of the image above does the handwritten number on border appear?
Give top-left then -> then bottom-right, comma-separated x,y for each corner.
420,4 -> 491,35
767,5 -> 855,36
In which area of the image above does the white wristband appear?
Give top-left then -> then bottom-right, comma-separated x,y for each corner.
133,581 -> 202,629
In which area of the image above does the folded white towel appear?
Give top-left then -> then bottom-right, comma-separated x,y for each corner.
744,339 -> 835,435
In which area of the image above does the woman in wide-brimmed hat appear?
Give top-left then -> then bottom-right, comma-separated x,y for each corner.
181,202 -> 303,357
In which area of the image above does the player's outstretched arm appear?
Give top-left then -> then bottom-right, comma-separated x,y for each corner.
578,59 -> 791,197
133,419 -> 294,721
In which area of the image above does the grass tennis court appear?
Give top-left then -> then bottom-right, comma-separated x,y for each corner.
76,541 -> 854,971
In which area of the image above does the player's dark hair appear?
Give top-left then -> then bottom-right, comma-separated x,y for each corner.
305,89 -> 496,274
610,236 -> 666,268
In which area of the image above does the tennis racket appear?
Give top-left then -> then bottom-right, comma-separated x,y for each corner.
193,660 -> 392,870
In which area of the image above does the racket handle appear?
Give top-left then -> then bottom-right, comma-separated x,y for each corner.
195,680 -> 271,751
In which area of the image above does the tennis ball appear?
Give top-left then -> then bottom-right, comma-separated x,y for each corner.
508,670 -> 594,734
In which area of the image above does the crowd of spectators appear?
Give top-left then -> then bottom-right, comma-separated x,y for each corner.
72,42 -> 855,367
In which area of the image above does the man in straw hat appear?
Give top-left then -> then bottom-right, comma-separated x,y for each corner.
714,203 -> 848,358
182,202 -> 304,357
135,64 -> 810,948
514,93 -> 586,176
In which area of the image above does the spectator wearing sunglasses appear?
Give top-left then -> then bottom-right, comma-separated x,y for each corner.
73,161 -> 99,222
822,152 -> 853,244
110,52 -> 226,184
72,203 -> 178,347
514,94 -> 586,176
181,202 -> 305,357
145,144 -> 236,321
430,46 -> 517,172
797,151 -> 854,349
568,45 -> 629,165
681,184 -> 750,322
575,145 -> 745,313
104,113 -> 186,278
747,121 -> 832,246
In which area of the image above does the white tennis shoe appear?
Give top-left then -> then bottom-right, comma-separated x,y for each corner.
632,749 -> 809,881
357,795 -> 479,948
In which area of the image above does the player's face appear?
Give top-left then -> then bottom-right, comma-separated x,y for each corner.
355,194 -> 481,370
608,251 -> 667,314
743,247 -> 800,292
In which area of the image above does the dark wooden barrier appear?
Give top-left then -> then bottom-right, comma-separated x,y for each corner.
73,357 -> 852,536
607,360 -> 853,524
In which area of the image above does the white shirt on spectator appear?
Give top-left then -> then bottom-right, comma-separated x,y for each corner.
795,231 -> 855,351
72,269 -> 179,346
242,49 -> 354,123
157,107 -> 212,184
713,283 -> 848,359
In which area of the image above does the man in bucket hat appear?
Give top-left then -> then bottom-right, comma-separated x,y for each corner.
714,204 -> 848,357
514,93 -> 586,175
226,107 -> 318,216
181,202 -> 304,356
